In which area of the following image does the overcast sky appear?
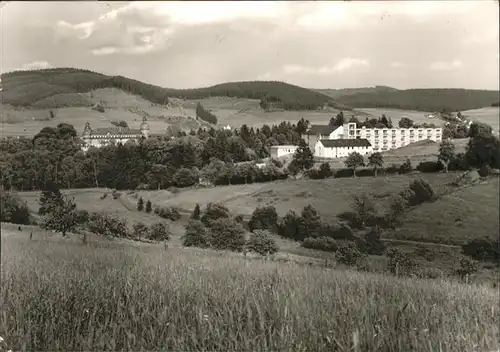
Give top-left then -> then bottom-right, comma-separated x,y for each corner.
1,1 -> 498,90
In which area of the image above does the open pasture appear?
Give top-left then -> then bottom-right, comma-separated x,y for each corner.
1,224 -> 498,352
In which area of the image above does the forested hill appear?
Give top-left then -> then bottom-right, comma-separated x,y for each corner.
0,68 -> 345,111
317,86 -> 500,112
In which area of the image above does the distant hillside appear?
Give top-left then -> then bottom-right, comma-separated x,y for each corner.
315,86 -> 399,99
317,87 -> 499,112
0,68 -> 346,111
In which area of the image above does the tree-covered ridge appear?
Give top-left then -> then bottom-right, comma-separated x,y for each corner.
0,68 -> 344,111
330,88 -> 499,112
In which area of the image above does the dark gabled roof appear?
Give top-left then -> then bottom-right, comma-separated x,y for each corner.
91,127 -> 142,135
319,139 -> 372,148
304,124 -> 339,135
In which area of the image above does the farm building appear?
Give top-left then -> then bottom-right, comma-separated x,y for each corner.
314,139 -> 373,159
270,145 -> 299,158
81,116 -> 151,152
301,124 -> 343,150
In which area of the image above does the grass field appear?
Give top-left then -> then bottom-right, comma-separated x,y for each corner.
356,108 -> 444,127
1,224 -> 499,351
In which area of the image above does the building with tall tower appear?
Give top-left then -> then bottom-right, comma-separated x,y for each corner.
81,116 -> 151,152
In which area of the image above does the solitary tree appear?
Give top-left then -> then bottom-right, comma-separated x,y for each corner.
137,196 -> 144,211
191,203 -> 201,220
438,140 -> 456,173
398,117 -> 414,128
368,152 -> 384,177
41,194 -> 78,237
344,152 -> 365,177
290,139 -> 314,172
145,200 -> 152,213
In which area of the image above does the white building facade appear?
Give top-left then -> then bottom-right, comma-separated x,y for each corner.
81,116 -> 150,152
301,125 -> 343,150
270,145 -> 299,158
315,139 -> 373,159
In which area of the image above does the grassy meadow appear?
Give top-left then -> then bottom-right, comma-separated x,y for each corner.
1,224 -> 499,352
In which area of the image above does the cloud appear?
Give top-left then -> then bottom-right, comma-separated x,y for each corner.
429,60 -> 463,71
390,62 -> 406,68
19,61 -> 53,70
283,58 -> 369,75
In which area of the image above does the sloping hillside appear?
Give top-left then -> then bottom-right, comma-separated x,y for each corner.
318,87 -> 499,112
0,68 -> 345,111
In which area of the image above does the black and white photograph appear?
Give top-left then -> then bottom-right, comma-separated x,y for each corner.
0,1 -> 499,351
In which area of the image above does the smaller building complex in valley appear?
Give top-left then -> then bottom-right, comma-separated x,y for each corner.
302,121 -> 442,159
315,139 -> 373,159
270,145 -> 298,158
81,116 -> 151,152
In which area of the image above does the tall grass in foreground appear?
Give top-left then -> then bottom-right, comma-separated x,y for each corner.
1,235 -> 499,351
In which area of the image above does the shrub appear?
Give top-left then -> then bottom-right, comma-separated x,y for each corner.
248,205 -> 278,232
190,203 -> 201,220
321,223 -> 356,241
100,193 -> 108,200
0,191 -> 31,225
88,212 -> 128,238
182,220 -> 210,248
416,161 -> 443,173
414,247 -> 438,262
448,153 -> 469,171
246,230 -> 279,256
454,256 -> 480,281
385,194 -> 408,228
363,227 -> 386,255
399,158 -> 413,174
75,210 -> 89,225
111,189 -> 121,199
386,248 -> 419,277
201,202 -> 230,226
302,236 -> 338,252
209,218 -> 246,252
402,178 -> 436,206
335,241 -> 365,266
461,238 -> 500,262
277,210 -> 302,241
384,164 -> 400,175
149,222 -> 170,241
154,206 -> 181,221
145,200 -> 152,213
478,164 -> 493,177
137,197 -> 144,211
132,222 -> 149,238
333,168 -> 354,178
173,168 -> 199,188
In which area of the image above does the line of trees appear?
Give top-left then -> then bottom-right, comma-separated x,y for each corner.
0,120 -> 304,191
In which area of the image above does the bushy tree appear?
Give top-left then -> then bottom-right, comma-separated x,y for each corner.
137,197 -> 144,211
368,152 -> 384,177
209,218 -> 246,252
299,204 -> 322,238
277,210 -> 302,241
399,158 -> 413,174
398,117 -> 414,128
386,248 -> 418,277
461,238 -> 499,262
0,191 -> 31,225
182,220 -> 210,248
454,256 -> 480,282
386,194 -> 407,228
246,229 -> 279,256
132,221 -> 149,238
438,140 -> 456,173
335,241 -> 365,266
173,167 -> 199,188
149,222 -> 170,241
289,139 -> 314,172
38,182 -> 64,215
406,178 -> 436,206
344,152 -> 365,177
318,162 -> 333,178
248,205 -> 278,232
191,203 -> 201,220
145,200 -> 152,213
465,122 -> 500,169
88,212 -> 128,238
302,236 -> 338,252
41,194 -> 78,236
154,206 -> 181,221
363,226 -> 386,255
350,194 -> 377,228
200,202 -> 230,226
